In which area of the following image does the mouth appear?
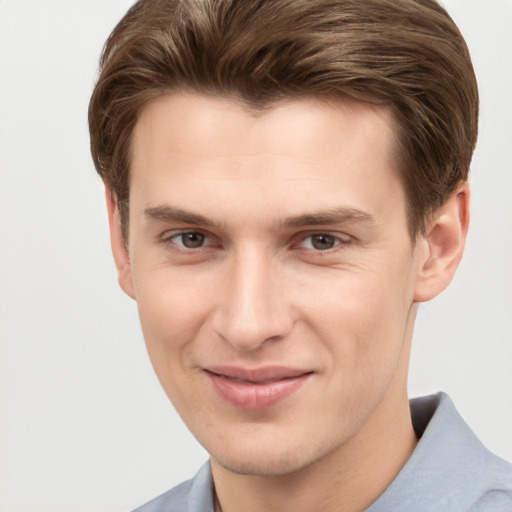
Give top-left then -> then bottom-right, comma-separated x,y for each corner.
204,366 -> 313,410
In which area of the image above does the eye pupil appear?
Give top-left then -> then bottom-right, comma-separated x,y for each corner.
312,234 -> 335,250
181,232 -> 205,248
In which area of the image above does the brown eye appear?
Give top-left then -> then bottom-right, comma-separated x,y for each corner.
177,232 -> 206,248
310,234 -> 337,250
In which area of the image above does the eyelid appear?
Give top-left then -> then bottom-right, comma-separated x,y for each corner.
159,229 -> 213,248
157,228 -> 352,251
294,231 -> 353,250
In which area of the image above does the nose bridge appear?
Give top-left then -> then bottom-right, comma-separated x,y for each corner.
213,244 -> 291,351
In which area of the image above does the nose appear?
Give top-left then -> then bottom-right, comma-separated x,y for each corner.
211,247 -> 294,352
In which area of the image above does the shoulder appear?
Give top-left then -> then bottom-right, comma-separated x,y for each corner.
131,478 -> 193,512
468,489 -> 512,512
131,462 -> 214,512
417,393 -> 512,508
368,393 -> 512,512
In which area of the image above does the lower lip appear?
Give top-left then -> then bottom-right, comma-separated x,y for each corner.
207,372 -> 311,410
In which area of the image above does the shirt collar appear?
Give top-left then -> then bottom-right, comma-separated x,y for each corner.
187,393 -> 511,512
367,392 -> 511,511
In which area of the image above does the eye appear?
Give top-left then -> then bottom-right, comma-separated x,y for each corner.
300,233 -> 343,251
169,231 -> 207,249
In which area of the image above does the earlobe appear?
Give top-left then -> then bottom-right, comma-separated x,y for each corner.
414,183 -> 470,303
105,188 -> 136,300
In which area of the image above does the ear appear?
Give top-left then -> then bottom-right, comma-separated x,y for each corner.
414,183 -> 470,303
105,188 -> 136,300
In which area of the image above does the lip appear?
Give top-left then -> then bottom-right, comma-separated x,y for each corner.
205,366 -> 313,410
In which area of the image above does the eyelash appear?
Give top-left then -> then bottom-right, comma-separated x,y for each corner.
296,233 -> 349,251
160,230 -> 352,255
160,230 -> 214,250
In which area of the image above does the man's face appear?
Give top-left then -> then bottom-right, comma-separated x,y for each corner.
122,93 -> 427,476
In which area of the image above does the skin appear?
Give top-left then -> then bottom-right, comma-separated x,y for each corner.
107,93 -> 469,512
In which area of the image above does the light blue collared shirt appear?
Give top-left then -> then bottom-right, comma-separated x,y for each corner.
133,393 -> 512,512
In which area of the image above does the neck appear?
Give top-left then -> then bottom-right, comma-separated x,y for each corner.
211,390 -> 417,512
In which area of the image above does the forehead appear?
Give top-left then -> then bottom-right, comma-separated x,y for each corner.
131,93 -> 397,165
129,93 -> 405,227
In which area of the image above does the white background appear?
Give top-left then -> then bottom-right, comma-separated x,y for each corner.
0,1 -> 511,511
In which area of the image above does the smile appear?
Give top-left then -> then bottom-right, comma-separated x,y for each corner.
205,366 -> 313,410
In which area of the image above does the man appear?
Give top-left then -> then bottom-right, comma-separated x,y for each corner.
88,0 -> 512,510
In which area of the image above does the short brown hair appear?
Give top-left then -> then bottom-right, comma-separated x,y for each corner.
89,0 -> 478,238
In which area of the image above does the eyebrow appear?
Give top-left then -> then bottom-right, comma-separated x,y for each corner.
144,204 -> 375,229
281,207 -> 375,229
144,205 -> 218,227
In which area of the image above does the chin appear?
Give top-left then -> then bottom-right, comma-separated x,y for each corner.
213,450 -> 315,477
207,431 -> 334,477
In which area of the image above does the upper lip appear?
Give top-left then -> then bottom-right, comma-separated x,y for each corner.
205,365 -> 312,383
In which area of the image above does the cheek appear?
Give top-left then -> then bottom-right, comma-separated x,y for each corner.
134,255 -> 217,328
131,267 -> 214,381
299,263 -> 414,373
137,284 -> 197,342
